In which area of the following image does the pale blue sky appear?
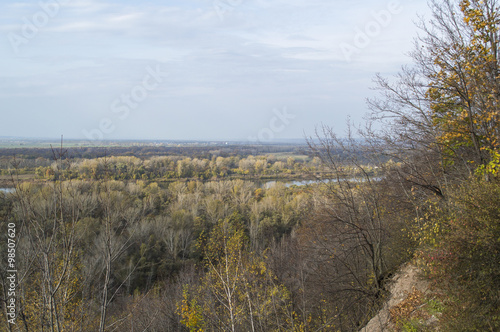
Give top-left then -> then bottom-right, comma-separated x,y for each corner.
0,0 -> 430,141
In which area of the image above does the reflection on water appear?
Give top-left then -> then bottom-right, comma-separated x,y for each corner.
0,188 -> 15,193
263,179 -> 334,189
263,177 -> 381,189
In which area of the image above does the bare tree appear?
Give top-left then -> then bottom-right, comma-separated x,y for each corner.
368,0 -> 500,187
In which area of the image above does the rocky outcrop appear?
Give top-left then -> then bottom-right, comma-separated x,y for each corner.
360,263 -> 431,332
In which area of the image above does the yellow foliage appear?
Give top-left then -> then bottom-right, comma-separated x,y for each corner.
429,0 -> 500,168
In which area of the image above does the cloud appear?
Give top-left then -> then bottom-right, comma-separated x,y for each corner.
0,0 -> 431,140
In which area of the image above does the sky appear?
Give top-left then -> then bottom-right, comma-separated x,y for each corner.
0,0 -> 431,142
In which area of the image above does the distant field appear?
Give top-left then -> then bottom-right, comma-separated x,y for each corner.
0,174 -> 35,187
0,174 -> 35,180
0,140 -> 122,149
0,138 -> 309,150
264,152 -> 310,160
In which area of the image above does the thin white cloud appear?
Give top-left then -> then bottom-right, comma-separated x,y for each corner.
0,0 -> 431,140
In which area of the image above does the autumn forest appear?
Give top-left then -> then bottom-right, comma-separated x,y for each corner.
2,0 -> 500,331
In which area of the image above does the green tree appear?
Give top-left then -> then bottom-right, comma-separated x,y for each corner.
416,180 -> 500,330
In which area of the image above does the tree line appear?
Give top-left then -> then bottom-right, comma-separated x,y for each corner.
1,154 -> 376,183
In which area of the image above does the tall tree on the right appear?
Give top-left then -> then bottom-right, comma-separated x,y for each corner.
369,0 -> 500,185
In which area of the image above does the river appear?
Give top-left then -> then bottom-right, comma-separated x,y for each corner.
262,177 -> 381,189
262,179 -> 337,189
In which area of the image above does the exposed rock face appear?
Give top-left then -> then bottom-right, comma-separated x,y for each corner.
360,263 -> 430,332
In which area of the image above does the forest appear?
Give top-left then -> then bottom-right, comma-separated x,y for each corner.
1,0 -> 500,331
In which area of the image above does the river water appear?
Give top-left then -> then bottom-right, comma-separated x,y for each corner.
262,179 -> 338,189
263,177 -> 381,189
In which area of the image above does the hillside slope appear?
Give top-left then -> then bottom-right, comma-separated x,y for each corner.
360,263 -> 438,331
